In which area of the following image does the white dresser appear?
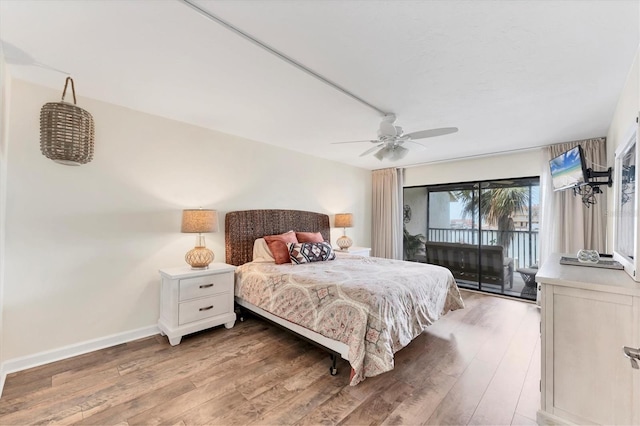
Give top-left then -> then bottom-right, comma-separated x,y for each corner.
536,254 -> 640,425
158,263 -> 236,346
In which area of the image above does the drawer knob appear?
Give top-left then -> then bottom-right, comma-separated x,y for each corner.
199,284 -> 214,289
199,305 -> 214,311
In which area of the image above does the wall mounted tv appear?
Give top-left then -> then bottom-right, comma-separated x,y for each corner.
549,145 -> 589,191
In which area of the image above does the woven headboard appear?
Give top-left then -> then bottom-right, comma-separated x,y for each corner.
225,209 -> 331,266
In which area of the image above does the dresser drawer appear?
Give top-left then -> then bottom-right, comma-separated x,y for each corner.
178,293 -> 230,325
179,273 -> 232,301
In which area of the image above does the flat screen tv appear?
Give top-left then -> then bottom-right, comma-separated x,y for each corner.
549,145 -> 589,191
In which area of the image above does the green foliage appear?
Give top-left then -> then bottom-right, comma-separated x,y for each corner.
453,187 -> 529,253
403,227 -> 426,261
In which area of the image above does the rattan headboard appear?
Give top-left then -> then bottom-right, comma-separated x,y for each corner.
225,209 -> 331,266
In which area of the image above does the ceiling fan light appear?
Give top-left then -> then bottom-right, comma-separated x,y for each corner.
391,145 -> 409,160
373,147 -> 387,161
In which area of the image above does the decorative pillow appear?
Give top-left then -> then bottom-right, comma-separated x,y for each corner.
287,242 -> 336,264
252,238 -> 275,263
296,231 -> 324,243
264,231 -> 299,265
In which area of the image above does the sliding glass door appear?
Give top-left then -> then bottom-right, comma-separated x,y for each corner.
404,177 -> 539,300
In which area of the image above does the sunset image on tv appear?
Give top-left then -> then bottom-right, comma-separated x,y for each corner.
550,146 -> 586,190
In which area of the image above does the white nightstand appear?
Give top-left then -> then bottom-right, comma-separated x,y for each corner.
334,246 -> 371,257
158,263 -> 236,346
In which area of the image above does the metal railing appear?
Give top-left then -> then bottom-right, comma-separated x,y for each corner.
426,228 -> 539,269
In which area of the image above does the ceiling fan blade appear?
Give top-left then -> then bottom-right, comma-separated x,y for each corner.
402,140 -> 427,151
406,127 -> 458,140
331,139 -> 379,145
360,144 -> 384,157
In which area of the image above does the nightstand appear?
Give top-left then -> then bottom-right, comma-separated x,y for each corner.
334,246 -> 371,257
158,263 -> 236,346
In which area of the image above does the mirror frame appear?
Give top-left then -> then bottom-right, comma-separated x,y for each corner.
612,119 -> 640,281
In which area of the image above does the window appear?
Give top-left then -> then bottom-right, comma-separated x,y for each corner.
404,177 -> 540,300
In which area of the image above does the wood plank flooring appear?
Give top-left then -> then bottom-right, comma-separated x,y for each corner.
0,291 -> 540,425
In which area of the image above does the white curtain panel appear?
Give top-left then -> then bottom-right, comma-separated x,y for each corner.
539,137 -> 607,267
372,168 -> 404,259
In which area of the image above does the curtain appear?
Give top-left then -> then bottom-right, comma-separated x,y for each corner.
539,137 -> 607,266
372,168 -> 403,259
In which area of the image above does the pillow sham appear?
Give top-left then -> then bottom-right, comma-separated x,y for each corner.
287,242 -> 336,264
295,231 -> 324,243
252,238 -> 275,263
264,231 -> 299,265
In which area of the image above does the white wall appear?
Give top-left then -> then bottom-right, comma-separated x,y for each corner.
404,149 -> 543,187
0,49 -> 11,390
2,79 -> 371,366
606,46 -> 639,251
403,187 -> 428,236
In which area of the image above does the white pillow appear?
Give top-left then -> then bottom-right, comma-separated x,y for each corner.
252,238 -> 276,263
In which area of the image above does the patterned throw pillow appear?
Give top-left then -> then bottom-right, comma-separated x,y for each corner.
287,242 -> 336,264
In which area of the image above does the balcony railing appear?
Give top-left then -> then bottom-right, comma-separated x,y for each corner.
427,228 -> 539,269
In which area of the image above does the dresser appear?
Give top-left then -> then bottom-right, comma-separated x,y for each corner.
536,254 -> 640,425
158,263 -> 236,345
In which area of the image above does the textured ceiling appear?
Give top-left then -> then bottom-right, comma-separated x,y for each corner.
1,0 -> 638,170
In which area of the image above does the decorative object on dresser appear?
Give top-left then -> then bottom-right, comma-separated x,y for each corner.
181,208 -> 218,269
40,77 -> 95,165
158,264 -> 236,345
334,213 -> 354,251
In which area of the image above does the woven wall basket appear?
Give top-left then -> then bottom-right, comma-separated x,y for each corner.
40,77 -> 95,166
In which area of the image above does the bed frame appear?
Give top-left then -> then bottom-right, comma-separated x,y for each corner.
225,209 -> 350,375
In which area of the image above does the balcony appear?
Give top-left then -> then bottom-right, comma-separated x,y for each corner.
414,228 -> 539,301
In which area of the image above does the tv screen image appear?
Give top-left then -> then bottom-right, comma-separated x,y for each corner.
550,146 -> 588,191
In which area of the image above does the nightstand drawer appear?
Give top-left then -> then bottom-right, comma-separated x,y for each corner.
178,293 -> 230,325
179,273 -> 232,301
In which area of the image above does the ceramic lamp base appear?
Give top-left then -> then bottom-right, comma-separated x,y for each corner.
185,246 -> 214,269
336,235 -> 353,251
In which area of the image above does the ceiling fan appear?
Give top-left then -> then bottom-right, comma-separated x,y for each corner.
333,114 -> 458,161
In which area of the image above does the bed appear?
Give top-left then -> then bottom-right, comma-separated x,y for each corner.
225,209 -> 464,385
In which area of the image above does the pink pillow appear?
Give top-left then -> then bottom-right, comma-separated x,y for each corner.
296,231 -> 324,243
264,231 -> 299,264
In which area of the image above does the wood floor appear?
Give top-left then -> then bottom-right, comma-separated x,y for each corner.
0,291 -> 540,425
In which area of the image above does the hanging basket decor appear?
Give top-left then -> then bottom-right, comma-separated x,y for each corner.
40,77 -> 95,166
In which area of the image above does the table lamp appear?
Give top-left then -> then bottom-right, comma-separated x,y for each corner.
335,213 -> 353,251
181,209 -> 218,269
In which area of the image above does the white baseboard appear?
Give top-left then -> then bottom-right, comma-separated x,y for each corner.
0,325 -> 160,397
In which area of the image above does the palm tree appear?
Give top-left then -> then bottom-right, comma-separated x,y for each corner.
454,187 -> 529,254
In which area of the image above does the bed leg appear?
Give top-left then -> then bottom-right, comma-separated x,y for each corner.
235,304 -> 246,322
329,354 -> 338,376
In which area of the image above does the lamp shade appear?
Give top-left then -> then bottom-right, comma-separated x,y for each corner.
334,213 -> 353,228
181,209 -> 218,233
